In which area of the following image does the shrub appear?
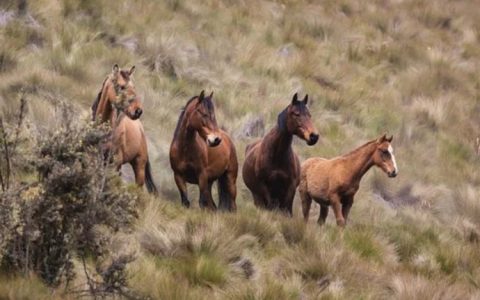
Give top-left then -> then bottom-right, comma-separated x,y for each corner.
0,100 -> 139,297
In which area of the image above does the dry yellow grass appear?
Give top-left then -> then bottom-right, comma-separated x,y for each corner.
1,0 -> 480,298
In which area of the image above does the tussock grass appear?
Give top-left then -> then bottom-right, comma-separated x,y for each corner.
1,0 -> 480,298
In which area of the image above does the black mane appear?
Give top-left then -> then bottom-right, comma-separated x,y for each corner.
277,107 -> 288,131
173,95 -> 215,139
277,101 -> 308,131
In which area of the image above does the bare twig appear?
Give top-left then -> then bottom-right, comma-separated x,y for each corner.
476,137 -> 480,156
0,117 -> 11,191
12,94 -> 27,153
82,255 -> 98,300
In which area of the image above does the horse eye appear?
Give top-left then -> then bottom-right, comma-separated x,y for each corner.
120,85 -> 126,91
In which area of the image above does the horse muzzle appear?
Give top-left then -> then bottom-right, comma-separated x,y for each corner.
206,134 -> 222,147
306,133 -> 319,146
388,170 -> 398,178
132,108 -> 143,119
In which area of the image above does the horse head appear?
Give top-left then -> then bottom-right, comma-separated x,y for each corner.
372,134 -> 398,178
110,64 -> 144,120
95,64 -> 143,123
279,93 -> 319,145
186,90 -> 221,147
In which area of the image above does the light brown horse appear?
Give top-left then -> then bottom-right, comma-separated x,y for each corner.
169,91 -> 238,211
91,64 -> 157,194
299,134 -> 398,227
242,93 -> 319,215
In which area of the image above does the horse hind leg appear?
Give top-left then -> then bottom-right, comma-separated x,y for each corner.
217,171 -> 237,212
300,189 -> 312,222
252,192 -> 266,209
198,173 -> 217,211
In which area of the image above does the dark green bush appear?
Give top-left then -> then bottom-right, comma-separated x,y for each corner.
0,102 -> 139,296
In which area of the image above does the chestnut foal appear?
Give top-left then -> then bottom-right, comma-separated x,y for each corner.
299,134 -> 398,227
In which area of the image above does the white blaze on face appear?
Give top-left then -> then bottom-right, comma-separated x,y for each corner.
388,145 -> 398,173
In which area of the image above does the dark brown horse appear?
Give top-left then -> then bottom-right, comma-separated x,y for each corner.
91,64 -> 157,194
299,134 -> 398,227
242,93 -> 319,215
169,91 -> 238,211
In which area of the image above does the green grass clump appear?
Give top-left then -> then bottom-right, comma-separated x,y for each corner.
183,254 -> 227,287
345,227 -> 384,263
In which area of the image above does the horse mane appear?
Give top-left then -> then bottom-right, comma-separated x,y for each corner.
277,107 -> 288,131
91,71 -> 133,121
91,76 -> 110,121
344,138 -> 378,157
173,95 -> 215,139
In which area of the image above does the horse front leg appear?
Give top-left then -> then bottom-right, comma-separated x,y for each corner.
132,157 -> 146,187
198,172 -> 216,211
258,183 -> 274,210
280,184 -> 297,217
299,181 -> 312,222
318,204 -> 329,226
174,173 -> 190,208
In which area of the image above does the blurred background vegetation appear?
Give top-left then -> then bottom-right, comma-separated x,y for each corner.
0,0 -> 479,299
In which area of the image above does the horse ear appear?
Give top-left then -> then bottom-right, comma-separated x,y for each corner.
209,91 -> 214,99
129,65 -> 136,75
387,135 -> 393,142
292,93 -> 299,104
377,133 -> 387,143
303,94 -> 309,105
112,64 -> 119,74
198,90 -> 205,102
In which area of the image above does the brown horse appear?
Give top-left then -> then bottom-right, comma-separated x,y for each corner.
299,134 -> 398,227
242,93 -> 319,215
169,91 -> 238,211
91,64 -> 157,194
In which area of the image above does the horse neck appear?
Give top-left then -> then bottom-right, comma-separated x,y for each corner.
343,142 -> 377,183
263,125 -> 293,162
173,111 -> 199,150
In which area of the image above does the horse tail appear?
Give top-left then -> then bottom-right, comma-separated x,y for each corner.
145,159 -> 158,195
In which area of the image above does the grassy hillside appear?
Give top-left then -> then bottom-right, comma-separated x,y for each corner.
1,0 -> 480,299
